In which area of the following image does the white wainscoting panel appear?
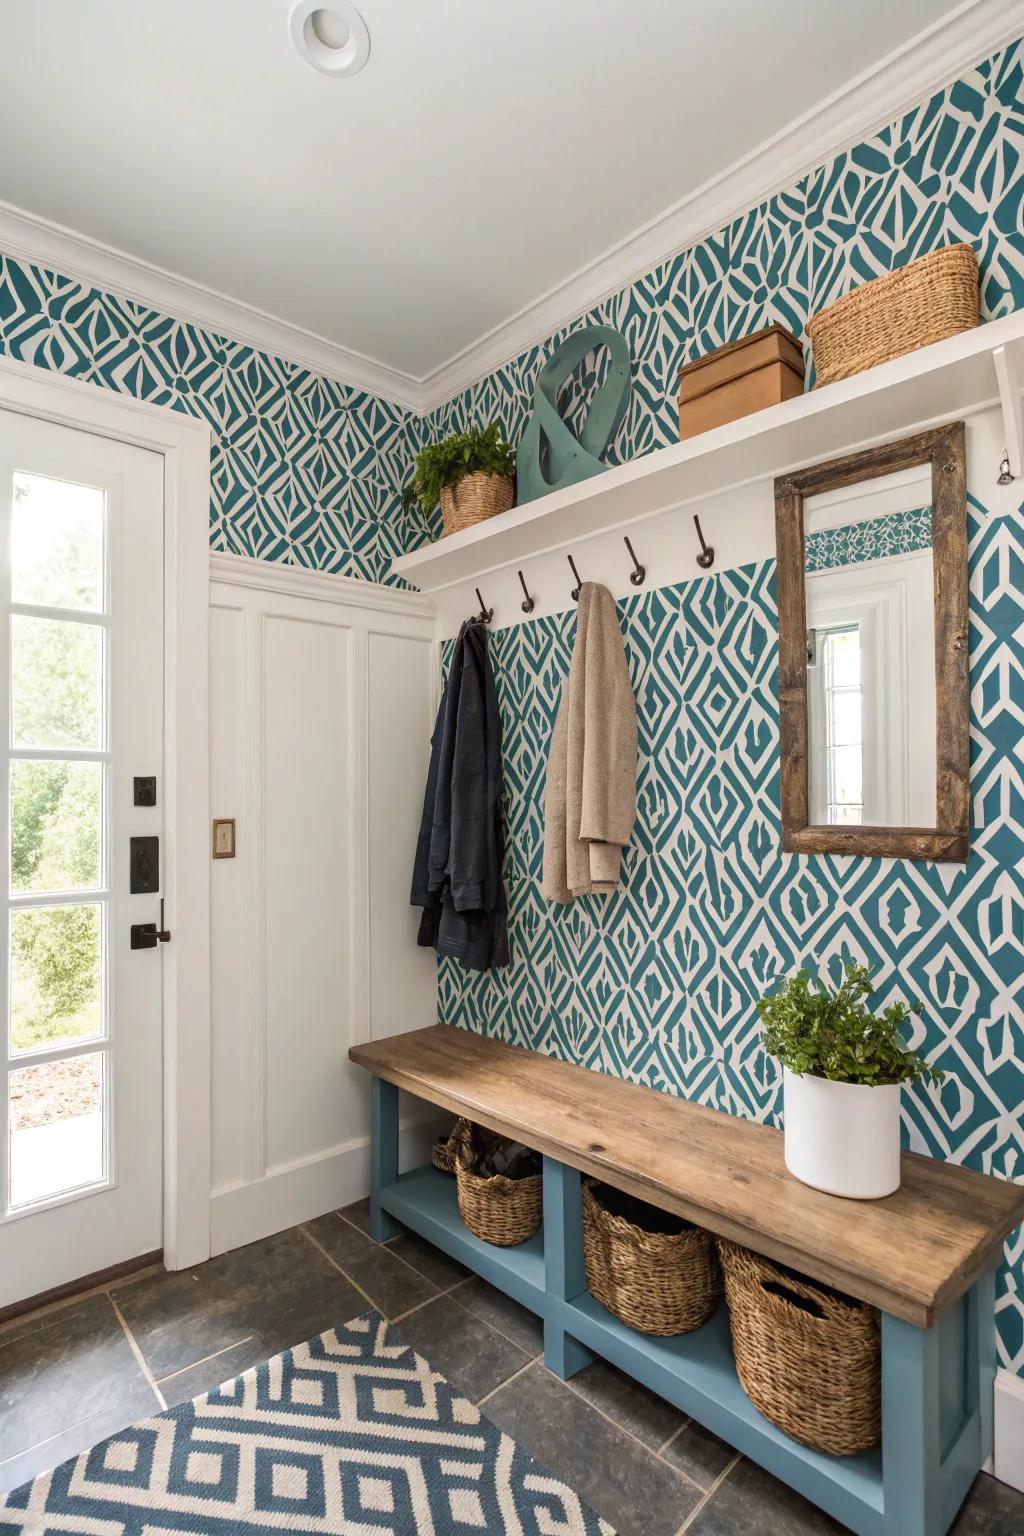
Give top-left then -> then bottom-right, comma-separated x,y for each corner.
208,559 -> 439,1253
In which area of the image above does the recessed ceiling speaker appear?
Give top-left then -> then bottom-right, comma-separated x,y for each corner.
289,1 -> 370,77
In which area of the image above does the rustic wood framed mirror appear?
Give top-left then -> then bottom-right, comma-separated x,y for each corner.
774,422 -> 968,861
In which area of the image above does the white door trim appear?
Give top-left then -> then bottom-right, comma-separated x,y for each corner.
0,353 -> 212,1272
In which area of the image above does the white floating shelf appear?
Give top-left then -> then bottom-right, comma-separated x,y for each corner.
391,311 -> 1024,595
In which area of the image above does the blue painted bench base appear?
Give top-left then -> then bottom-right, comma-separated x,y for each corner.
368,1077 -> 995,1536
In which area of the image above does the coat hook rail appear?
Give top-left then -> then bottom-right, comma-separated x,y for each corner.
518,570 -> 535,614
568,554 -> 583,602
694,514 -> 715,570
471,586 -> 494,624
624,536 -> 646,587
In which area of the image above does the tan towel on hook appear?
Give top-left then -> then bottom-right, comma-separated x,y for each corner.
542,582 -> 637,904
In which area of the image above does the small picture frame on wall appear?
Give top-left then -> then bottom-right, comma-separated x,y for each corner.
212,817 -> 236,859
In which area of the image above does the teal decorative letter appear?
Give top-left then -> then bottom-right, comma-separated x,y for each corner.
517,325 -> 631,505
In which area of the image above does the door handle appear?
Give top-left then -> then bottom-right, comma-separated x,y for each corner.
130,899 -> 171,950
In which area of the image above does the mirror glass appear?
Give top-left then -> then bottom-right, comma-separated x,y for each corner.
803,467 -> 935,828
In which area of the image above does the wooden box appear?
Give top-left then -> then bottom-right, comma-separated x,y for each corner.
678,324 -> 805,439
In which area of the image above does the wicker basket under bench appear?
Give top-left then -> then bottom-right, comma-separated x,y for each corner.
352,1025 -> 1024,1536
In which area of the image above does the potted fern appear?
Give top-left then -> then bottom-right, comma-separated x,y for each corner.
759,963 -> 943,1199
403,422 -> 515,538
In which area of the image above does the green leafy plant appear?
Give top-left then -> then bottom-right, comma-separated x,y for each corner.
402,422 -> 515,518
758,963 -> 943,1087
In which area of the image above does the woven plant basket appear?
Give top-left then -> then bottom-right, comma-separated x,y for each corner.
454,1122 -> 542,1247
718,1238 -> 880,1455
583,1181 -> 719,1336
439,472 -> 514,537
806,242 -> 978,389
431,1119 -> 470,1177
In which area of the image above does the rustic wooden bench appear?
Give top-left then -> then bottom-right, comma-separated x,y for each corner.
350,1024 -> 1024,1536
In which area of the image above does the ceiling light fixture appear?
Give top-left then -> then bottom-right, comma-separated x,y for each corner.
289,1 -> 370,77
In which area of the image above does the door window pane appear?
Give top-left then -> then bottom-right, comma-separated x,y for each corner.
11,472 -> 105,612
8,1053 -> 104,1209
11,616 -> 103,749
10,903 -> 102,1054
11,760 -> 102,894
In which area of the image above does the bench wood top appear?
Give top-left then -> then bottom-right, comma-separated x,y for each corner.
350,1024 -> 1024,1326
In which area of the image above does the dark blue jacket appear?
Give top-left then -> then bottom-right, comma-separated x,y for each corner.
411,621 -> 508,971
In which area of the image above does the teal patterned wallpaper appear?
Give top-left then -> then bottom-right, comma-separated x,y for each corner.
803,507 -> 933,571
0,256 -> 427,582
432,34 -> 1024,1377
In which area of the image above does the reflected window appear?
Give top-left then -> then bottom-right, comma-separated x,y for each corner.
820,625 -> 863,825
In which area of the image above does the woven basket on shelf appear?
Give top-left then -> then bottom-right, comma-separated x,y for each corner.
431,1119 -> 469,1177
718,1238 -> 880,1456
439,472 -> 514,537
454,1122 -> 542,1247
582,1181 -> 719,1336
806,242 -> 978,389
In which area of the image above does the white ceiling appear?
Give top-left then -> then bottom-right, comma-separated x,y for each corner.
0,0 -> 981,388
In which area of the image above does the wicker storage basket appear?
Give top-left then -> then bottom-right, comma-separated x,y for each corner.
582,1181 -> 719,1336
432,1119 -> 469,1177
718,1238 -> 880,1455
454,1123 -> 542,1247
806,243 -> 978,389
439,472 -> 514,537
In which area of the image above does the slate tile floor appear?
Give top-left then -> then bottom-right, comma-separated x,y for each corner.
0,1205 -> 1021,1536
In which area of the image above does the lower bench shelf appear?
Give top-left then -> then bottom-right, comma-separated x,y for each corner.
368,1078 -> 997,1536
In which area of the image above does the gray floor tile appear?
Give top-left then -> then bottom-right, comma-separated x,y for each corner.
453,1276 -> 544,1355
0,1292 -> 112,1352
688,1456 -> 839,1533
330,1242 -> 439,1320
304,1212 -> 375,1264
662,1415 -> 735,1489
116,1226 -> 364,1378
0,1297 -> 152,1462
951,1471 -> 1024,1534
0,1386 -> 159,1497
484,1363 -> 700,1536
566,1356 -> 684,1451
157,1338 -> 268,1409
395,1294 -> 531,1404
339,1198 -> 372,1234
384,1231 -> 469,1291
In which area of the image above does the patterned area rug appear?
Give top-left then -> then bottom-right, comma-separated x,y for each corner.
0,1310 -> 613,1534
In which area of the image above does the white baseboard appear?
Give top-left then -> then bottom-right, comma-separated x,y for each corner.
994,1368 -> 1024,1492
208,1113 -> 449,1257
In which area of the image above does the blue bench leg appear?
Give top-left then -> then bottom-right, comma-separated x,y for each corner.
881,1268 -> 996,1536
542,1156 -> 593,1379
369,1076 -> 401,1242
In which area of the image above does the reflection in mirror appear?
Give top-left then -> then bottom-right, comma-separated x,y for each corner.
803,468 -> 935,828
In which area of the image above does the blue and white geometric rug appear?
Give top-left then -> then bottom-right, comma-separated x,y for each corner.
0,1310 -> 614,1534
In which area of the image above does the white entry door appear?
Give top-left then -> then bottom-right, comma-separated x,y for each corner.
0,411 -> 164,1308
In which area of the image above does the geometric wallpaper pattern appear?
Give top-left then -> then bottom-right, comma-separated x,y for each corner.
803,507 -> 933,572
432,35 -> 1024,1375
438,489 -> 1024,1373
0,255 -> 428,584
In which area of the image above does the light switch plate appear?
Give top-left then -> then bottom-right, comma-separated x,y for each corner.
212,817 -> 236,859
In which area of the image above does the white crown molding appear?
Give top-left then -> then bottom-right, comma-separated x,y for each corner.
415,0 -> 1024,414
209,549 -> 437,618
0,0 -> 1021,420
0,199 -> 422,413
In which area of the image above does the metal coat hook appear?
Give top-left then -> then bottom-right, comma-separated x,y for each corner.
470,587 -> 493,624
694,514 -> 715,570
998,448 -> 1015,486
568,554 -> 583,602
624,536 -> 646,587
517,570 -> 535,614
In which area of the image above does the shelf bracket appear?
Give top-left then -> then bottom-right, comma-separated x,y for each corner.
992,342 -> 1023,481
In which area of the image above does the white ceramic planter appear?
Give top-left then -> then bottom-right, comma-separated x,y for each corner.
782,1068 -> 902,1198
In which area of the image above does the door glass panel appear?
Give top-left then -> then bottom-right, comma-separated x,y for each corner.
10,760 -> 102,894
10,904 -> 102,1054
11,616 -> 103,749
11,472 -> 105,612
8,1052 -> 104,1209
